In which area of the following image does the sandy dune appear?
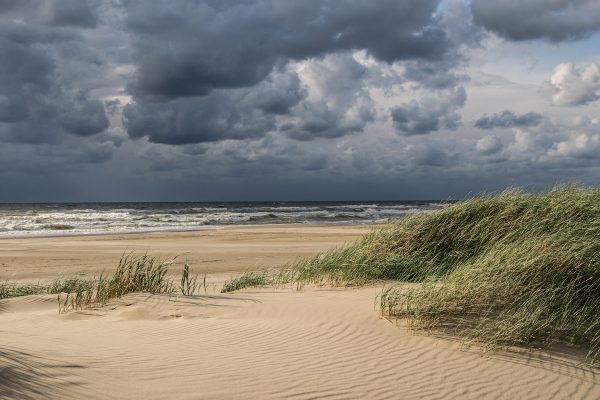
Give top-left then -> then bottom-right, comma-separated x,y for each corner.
1,225 -> 598,399
0,224 -> 371,281
1,286 -> 598,400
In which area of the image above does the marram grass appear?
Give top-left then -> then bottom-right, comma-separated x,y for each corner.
0,254 -> 203,311
0,278 -> 96,300
223,186 -> 600,363
221,271 -> 270,293
58,253 -> 178,312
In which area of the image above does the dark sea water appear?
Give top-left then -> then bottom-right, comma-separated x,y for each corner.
0,201 -> 449,238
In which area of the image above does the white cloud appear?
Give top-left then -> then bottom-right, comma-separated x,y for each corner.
545,62 -> 600,106
550,133 -> 600,159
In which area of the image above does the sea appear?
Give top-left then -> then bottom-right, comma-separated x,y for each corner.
0,201 -> 449,238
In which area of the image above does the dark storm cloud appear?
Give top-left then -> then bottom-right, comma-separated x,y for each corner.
243,69 -> 307,115
471,0 -> 600,42
61,93 -> 109,136
123,90 -> 277,144
391,87 -> 466,135
474,110 -> 543,130
407,143 -> 449,167
0,15 -> 109,143
0,0 -> 99,28
399,0 -> 480,91
118,0 -> 483,144
124,0 -> 450,100
124,51 -> 377,144
282,101 -> 375,141
4,0 -> 600,203
41,0 -> 99,28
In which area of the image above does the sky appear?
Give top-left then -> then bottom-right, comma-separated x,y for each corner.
1,0 -> 600,202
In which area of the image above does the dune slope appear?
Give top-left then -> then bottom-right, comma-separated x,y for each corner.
1,287 -> 598,400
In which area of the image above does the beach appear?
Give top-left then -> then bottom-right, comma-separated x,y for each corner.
0,224 -> 371,282
2,0 -> 598,398
1,223 -> 599,399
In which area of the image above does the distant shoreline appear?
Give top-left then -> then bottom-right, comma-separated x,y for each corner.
0,224 -> 226,240
0,220 -> 384,240
0,201 -> 437,239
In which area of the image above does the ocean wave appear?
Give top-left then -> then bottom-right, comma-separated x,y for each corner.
0,202 -> 447,237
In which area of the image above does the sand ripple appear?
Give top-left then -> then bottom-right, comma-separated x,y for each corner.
1,287 -> 598,399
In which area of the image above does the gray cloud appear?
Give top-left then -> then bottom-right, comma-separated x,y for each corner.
60,93 -> 109,136
476,135 -> 503,155
398,0 -> 480,91
474,110 -> 543,129
123,89 -> 277,145
283,100 -> 374,141
124,0 -> 450,100
4,0 -> 600,202
402,60 -> 468,90
121,0 -> 460,144
104,98 -> 121,116
243,68 -> 307,115
471,0 -> 600,42
391,87 -> 466,135
40,0 -> 99,28
282,53 -> 375,140
0,24 -> 109,143
0,0 -> 99,28
406,142 -> 449,167
125,52 -> 378,144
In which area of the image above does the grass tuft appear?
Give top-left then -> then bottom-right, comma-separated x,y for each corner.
180,263 -> 199,296
0,254 -> 205,312
0,282 -> 46,299
221,271 -> 270,293
58,253 -> 176,312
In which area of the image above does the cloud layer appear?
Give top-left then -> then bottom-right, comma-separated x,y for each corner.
1,0 -> 600,201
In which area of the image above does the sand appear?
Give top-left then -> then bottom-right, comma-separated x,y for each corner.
1,224 -> 598,399
0,224 -> 371,281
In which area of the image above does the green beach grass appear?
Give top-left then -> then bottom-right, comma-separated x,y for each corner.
222,186 -> 600,363
0,253 -> 203,312
58,253 -> 178,312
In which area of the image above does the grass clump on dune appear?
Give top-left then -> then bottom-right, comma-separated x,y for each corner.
221,271 -> 270,293
0,283 -> 46,300
223,186 -> 600,362
0,278 -> 96,300
59,253 -> 176,312
0,254 -> 204,312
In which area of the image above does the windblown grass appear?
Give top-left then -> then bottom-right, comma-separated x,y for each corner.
223,186 -> 600,363
0,254 -> 203,312
0,278 -> 95,300
221,271 -> 270,293
59,253 -> 176,312
180,263 -> 199,296
0,283 -> 46,300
